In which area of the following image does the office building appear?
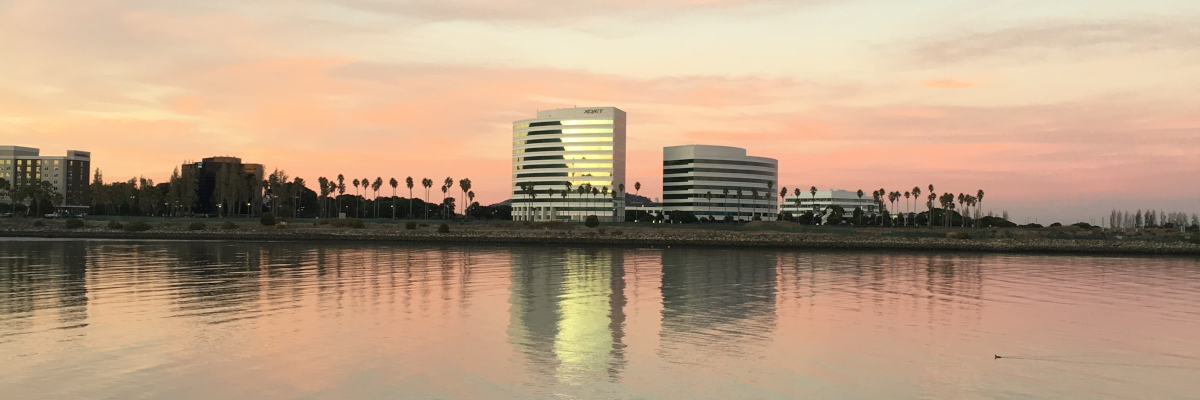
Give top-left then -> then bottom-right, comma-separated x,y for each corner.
511,107 -> 626,222
181,156 -> 264,215
0,146 -> 91,212
662,145 -> 778,221
781,189 -> 879,222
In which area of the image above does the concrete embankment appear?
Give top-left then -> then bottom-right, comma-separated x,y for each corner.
3,228 -> 1199,256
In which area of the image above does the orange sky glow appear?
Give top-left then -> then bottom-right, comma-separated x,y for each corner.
2,0 -> 1198,222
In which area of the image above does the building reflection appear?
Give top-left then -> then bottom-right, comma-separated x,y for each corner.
508,247 -> 627,385
658,248 -> 777,362
0,240 -> 89,331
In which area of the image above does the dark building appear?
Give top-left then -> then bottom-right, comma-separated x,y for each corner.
182,156 -> 264,215
0,146 -> 91,212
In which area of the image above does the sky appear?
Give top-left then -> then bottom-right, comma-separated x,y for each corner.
2,0 -> 1198,223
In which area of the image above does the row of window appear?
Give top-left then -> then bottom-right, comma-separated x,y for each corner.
663,193 -> 778,200
662,167 -> 777,176
660,201 -> 775,209
515,172 -> 612,178
515,137 -> 613,146
510,197 -> 621,203
514,154 -> 612,162
514,163 -> 613,170
513,128 -> 614,138
510,180 -> 615,189
663,176 -> 776,184
513,146 -> 614,154
663,159 -> 777,168
662,185 -> 775,193
513,119 -> 614,129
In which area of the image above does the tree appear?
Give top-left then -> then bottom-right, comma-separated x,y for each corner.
292,177 -> 306,218
976,189 -> 985,220
406,177 -> 415,218
389,178 -> 399,219
440,184 -> 450,219
856,189 -> 864,225
634,182 -> 641,197
0,178 -> 10,212
927,192 -> 936,227
779,187 -> 788,220
459,178 -> 472,219
705,191 -> 713,220
750,188 -> 759,220
318,177 -> 330,218
372,177 -> 383,218
443,177 -> 454,217
722,188 -> 730,222
469,191 -> 476,216
792,188 -> 801,212
735,187 -> 744,222
336,174 -> 346,217
352,178 -> 361,217
809,186 -> 818,224
911,187 -> 922,226
765,181 -> 775,220
422,178 -> 433,218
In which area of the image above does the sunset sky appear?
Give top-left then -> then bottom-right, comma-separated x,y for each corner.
2,0 -> 1198,223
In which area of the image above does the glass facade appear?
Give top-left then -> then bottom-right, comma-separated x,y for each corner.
512,108 -> 626,222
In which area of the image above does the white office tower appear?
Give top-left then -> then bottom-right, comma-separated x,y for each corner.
662,145 -> 778,222
512,107 -> 626,222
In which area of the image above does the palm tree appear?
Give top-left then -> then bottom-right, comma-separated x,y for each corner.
389,178 -> 398,219
793,187 -> 801,213
911,186 -> 921,226
406,177 -> 414,218
855,189 -> 864,225
634,181 -> 641,197
903,191 -> 911,226
765,181 -> 775,220
704,191 -> 713,221
422,178 -> 432,219
976,189 -> 985,221
735,188 -> 744,222
927,192 -> 936,227
778,186 -> 787,221
440,184 -> 449,219
547,188 -> 556,220
558,190 -> 566,221
336,174 -> 345,216
468,190 -> 476,216
351,179 -> 361,217
459,178 -> 472,219
591,186 -> 600,218
722,188 -> 730,222
957,193 -> 966,227
372,177 -> 383,218
750,188 -> 759,220
809,186 -> 818,225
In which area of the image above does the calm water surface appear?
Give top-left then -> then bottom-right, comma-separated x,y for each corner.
2,239 -> 1199,399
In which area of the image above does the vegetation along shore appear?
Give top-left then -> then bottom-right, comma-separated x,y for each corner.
3,217 -> 1199,256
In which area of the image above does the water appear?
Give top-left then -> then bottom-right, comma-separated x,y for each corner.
2,239 -> 1199,399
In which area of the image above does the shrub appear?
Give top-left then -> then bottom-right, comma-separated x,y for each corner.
1049,222 -> 1063,227
107,221 -> 123,230
585,215 -> 599,228
64,218 -> 85,229
347,218 -> 364,229
260,212 -> 276,226
947,232 -> 971,240
221,221 -> 238,230
33,220 -> 45,227
405,221 -> 417,230
123,220 -> 152,232
188,222 -> 206,231
438,223 -> 450,233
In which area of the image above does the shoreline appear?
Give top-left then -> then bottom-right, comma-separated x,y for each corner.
3,228 -> 1198,256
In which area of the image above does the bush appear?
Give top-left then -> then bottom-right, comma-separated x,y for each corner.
107,221 -> 123,230
64,218 -> 85,229
419,223 -> 430,227
947,232 -> 971,240
221,221 -> 239,230
33,220 -> 45,227
347,218 -> 364,229
405,221 -> 417,230
123,220 -> 152,232
260,212 -> 276,226
1049,222 -> 1063,227
585,215 -> 599,228
188,222 -> 206,231
438,223 -> 450,233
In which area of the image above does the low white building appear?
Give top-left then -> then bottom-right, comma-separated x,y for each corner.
781,189 -> 879,221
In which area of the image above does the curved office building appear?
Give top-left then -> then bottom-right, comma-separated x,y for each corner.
512,107 -> 626,222
662,145 -> 778,221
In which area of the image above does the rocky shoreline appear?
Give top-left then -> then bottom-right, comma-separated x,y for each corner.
3,227 -> 1198,256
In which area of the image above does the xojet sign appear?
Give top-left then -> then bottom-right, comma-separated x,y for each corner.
583,109 -> 604,114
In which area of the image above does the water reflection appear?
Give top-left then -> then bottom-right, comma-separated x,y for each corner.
508,247 -> 627,386
659,249 -> 776,362
1,240 -> 1199,399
